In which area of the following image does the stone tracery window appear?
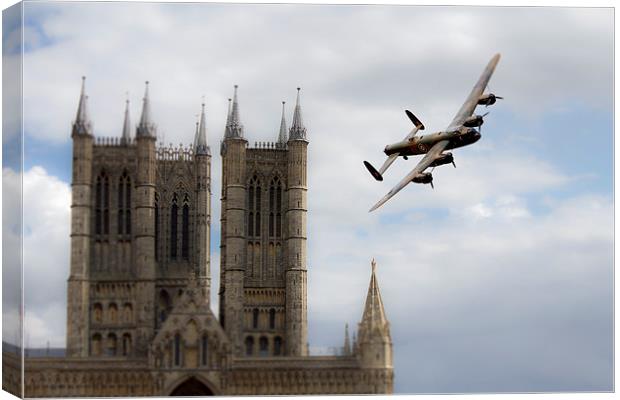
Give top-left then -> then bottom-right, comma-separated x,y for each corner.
170,193 -> 178,259
95,171 -> 110,237
247,176 -> 261,237
117,171 -> 131,237
269,177 -> 283,238
154,193 -> 159,261
181,194 -> 190,260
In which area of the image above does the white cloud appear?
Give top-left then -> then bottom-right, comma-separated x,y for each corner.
19,166 -> 71,347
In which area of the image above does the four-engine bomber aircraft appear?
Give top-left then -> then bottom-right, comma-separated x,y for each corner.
365,53 -> 502,212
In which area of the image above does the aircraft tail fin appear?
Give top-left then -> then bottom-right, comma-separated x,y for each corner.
364,161 -> 384,181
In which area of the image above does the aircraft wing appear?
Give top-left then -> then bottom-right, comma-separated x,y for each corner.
446,53 -> 501,131
369,139 -> 450,212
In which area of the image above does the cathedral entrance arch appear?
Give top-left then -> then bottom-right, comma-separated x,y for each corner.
169,376 -> 215,396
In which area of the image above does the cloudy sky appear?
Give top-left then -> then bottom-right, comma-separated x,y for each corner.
2,1 -> 613,394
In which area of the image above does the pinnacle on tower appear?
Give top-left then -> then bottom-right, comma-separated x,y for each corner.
226,85 -> 244,138
136,81 -> 156,138
73,76 -> 93,136
121,97 -> 131,145
223,97 -> 232,138
278,101 -> 288,144
195,101 -> 210,155
289,87 -> 307,141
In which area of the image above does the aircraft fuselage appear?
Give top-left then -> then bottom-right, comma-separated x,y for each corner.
383,127 -> 481,157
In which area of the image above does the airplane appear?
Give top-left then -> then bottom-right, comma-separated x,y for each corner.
364,53 -> 502,212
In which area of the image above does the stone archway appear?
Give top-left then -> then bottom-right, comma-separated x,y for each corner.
169,377 -> 214,396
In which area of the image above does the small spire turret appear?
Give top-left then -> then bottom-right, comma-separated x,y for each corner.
137,81 -> 156,138
344,323 -> 351,355
278,101 -> 288,144
226,85 -> 244,138
195,101 -> 210,155
73,76 -> 93,136
289,87 -> 307,141
121,97 -> 131,145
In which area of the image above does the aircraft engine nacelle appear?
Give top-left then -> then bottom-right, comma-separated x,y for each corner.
429,153 -> 454,168
477,93 -> 503,106
463,115 -> 484,128
412,172 -> 433,185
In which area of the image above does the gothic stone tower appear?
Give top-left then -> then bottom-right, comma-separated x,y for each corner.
65,79 -> 212,359
219,87 -> 308,357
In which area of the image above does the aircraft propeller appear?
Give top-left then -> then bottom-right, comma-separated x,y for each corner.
479,111 -> 490,133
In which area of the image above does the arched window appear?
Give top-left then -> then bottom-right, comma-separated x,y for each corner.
170,193 -> 178,259
259,337 -> 268,357
95,172 -> 110,237
158,290 -> 172,326
174,334 -> 182,366
181,195 -> 189,260
91,333 -> 102,356
269,185 -> 275,237
106,333 -> 117,356
93,303 -> 103,323
269,177 -> 282,238
252,308 -> 259,329
276,178 -> 282,237
154,194 -> 159,261
274,336 -> 282,356
108,303 -> 118,323
117,172 -> 131,237
269,308 -> 276,329
122,333 -> 131,356
122,303 -> 132,323
247,176 -> 261,237
245,336 -> 254,356
201,334 -> 208,366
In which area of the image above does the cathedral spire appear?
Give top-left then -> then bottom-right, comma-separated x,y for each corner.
137,81 -> 156,138
121,97 -> 131,144
344,323 -> 351,355
195,101 -> 210,155
359,258 -> 390,338
73,76 -> 92,136
289,87 -> 307,141
226,85 -> 244,138
278,101 -> 288,144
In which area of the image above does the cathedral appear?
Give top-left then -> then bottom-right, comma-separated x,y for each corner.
2,79 -> 394,397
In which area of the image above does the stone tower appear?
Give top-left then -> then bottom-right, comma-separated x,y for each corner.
134,82 -> 157,356
285,88 -> 308,356
219,87 -> 309,357
66,77 -> 94,357
65,78 -> 212,359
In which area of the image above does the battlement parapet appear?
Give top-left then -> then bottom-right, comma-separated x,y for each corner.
250,141 -> 287,150
94,137 -> 135,146
156,143 -> 194,161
